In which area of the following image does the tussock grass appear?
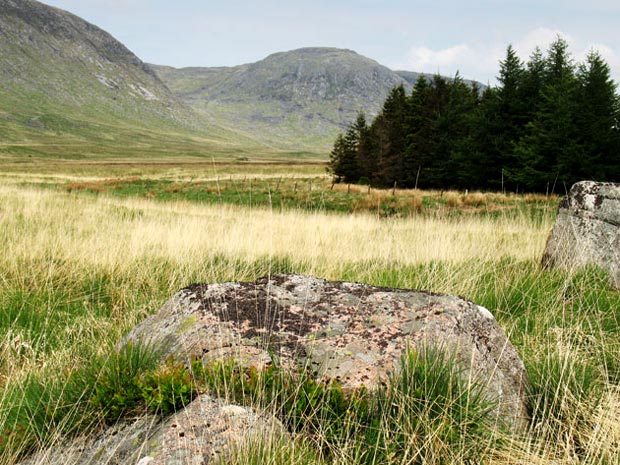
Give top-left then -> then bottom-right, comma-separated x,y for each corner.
204,347 -> 498,465
461,192 -> 487,206
0,185 -> 546,277
0,181 -> 618,464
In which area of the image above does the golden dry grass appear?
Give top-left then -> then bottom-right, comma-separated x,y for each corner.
0,181 -> 616,465
0,185 -> 548,274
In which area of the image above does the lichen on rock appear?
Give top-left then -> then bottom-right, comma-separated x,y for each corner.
124,274 -> 531,430
542,181 -> 620,287
19,395 -> 283,465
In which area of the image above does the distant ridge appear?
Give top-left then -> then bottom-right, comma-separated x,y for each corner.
152,47 -> 483,150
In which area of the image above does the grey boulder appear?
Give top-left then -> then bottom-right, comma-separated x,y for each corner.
20,394 -> 284,465
543,181 -> 620,287
124,274 -> 530,429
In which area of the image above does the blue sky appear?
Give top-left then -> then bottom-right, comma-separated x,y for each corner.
42,0 -> 620,84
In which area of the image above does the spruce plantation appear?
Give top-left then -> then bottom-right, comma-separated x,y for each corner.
329,38 -> 620,193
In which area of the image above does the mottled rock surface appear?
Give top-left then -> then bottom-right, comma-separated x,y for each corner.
125,274 -> 530,429
543,181 -> 620,287
20,395 -> 283,465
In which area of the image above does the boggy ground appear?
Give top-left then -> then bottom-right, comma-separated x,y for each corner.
0,161 -> 619,464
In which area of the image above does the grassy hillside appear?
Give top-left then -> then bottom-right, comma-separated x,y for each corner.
0,0 -> 283,160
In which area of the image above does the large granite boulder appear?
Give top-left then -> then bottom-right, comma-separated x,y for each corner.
124,274 -> 530,429
542,181 -> 620,287
20,394 -> 284,465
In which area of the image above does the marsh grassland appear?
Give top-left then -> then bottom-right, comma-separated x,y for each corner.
1,160 -> 619,464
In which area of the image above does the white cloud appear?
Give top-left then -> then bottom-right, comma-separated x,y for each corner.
392,43 -> 503,84
394,28 -> 620,84
403,44 -> 472,70
513,27 -> 572,59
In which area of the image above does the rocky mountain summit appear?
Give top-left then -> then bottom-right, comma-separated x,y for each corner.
152,48 -> 421,150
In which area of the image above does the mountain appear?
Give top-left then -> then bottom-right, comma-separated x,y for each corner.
0,0 -> 482,159
151,48 -> 416,151
0,0 -> 262,159
394,70 -> 425,86
153,49 -> 487,151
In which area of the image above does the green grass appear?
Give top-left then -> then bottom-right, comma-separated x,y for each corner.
50,176 -> 559,219
1,339 -> 501,463
0,180 -> 618,464
198,347 -> 499,465
0,341 -> 190,458
2,254 -> 619,462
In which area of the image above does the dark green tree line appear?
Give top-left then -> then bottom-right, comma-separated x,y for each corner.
329,37 -> 620,192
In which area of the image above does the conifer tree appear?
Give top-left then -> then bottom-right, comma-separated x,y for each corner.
494,45 -> 526,188
439,73 -> 477,189
520,47 -> 546,122
423,75 -> 451,188
338,112 -> 368,183
375,84 -> 409,187
328,133 -> 348,182
515,37 -> 580,191
576,50 -> 620,180
467,86 -> 500,189
353,112 -> 377,182
406,76 -> 434,188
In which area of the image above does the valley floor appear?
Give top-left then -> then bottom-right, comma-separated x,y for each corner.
1,161 -> 619,464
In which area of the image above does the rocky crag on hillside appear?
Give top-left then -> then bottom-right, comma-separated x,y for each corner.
543,181 -> 620,287
22,275 -> 529,464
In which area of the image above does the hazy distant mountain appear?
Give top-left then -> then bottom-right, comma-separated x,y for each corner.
152,48 -> 419,150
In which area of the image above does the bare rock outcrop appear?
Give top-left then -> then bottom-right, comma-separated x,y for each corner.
20,394 -> 284,465
542,181 -> 620,287
124,274 -> 530,429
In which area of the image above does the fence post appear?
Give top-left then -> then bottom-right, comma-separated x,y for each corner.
415,166 -> 421,191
